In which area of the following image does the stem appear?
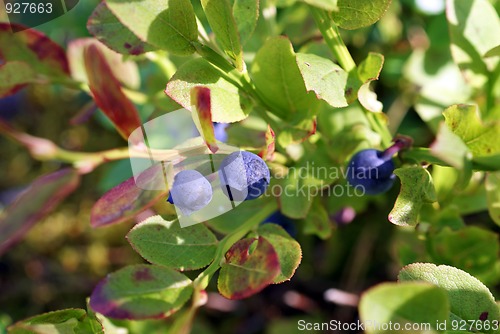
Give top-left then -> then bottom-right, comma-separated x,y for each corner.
309,7 -> 356,72
193,200 -> 277,290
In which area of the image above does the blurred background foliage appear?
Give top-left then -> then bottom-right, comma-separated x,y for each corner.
1,0 -> 500,333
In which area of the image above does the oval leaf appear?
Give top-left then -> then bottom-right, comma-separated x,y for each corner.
201,0 -> 244,71
90,264 -> 193,319
399,263 -> 500,328
84,43 -> 142,140
87,1 -> 157,55
250,36 -> 318,121
165,58 -> 251,122
233,0 -> 260,45
389,166 -> 437,227
218,237 -> 280,299
257,224 -> 302,283
296,53 -> 348,108
331,0 -> 392,30
90,165 -> 166,227
359,282 -> 449,333
127,216 -> 218,271
105,0 -> 198,55
0,169 -> 80,255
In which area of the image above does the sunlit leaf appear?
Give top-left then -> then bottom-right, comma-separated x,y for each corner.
201,0 -> 244,71
300,0 -> 337,11
218,237 -> 280,299
399,263 -> 500,328
127,216 -> 218,271
296,53 -> 349,108
191,86 -> 218,153
90,264 -> 193,319
389,166 -> 437,227
232,0 -> 260,45
105,0 -> 198,55
87,1 -> 157,55
257,223 -> 302,283
446,0 -> 500,87
251,36 -> 318,121
0,169 -> 80,255
166,58 -> 251,123
331,0 -> 392,30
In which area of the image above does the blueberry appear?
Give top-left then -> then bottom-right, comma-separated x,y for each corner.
261,211 -> 297,237
218,151 -> 270,201
213,122 -> 229,142
346,149 -> 396,195
167,170 -> 212,215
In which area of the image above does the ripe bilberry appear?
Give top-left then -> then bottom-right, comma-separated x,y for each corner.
167,169 -> 212,215
346,138 -> 410,195
218,151 -> 270,201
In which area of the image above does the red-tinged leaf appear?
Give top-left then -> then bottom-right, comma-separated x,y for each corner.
217,237 -> 280,300
68,38 -> 140,89
87,1 -> 157,56
90,165 -> 166,227
89,264 -> 193,319
0,169 -> 80,255
259,124 -> 275,161
0,61 -> 38,97
190,86 -> 218,153
84,43 -> 141,140
0,23 -> 69,96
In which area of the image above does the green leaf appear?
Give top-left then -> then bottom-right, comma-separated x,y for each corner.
127,216 -> 218,271
257,224 -> 302,283
165,58 -> 251,122
201,0 -> 244,71
331,0 -> 392,30
250,36 -> 318,121
303,198 -> 332,239
359,282 -> 449,333
218,237 -> 280,299
90,264 -> 193,319
0,61 -> 37,97
443,104 -> 500,157
8,309 -> 104,334
296,53 -> 348,108
300,0 -> 337,11
486,172 -> 500,226
232,0 -> 260,45
105,0 -> 198,55
484,44 -> 500,58
87,1 -> 157,55
278,170 -> 314,219
358,52 -> 384,83
389,166 -> 437,227
399,263 -> 500,330
446,0 -> 500,87
427,226 -> 499,277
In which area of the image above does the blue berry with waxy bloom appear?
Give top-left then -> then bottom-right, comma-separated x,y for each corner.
346,138 -> 410,195
167,169 -> 212,215
218,151 -> 270,201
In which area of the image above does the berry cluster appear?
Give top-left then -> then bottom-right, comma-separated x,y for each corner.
167,151 -> 270,215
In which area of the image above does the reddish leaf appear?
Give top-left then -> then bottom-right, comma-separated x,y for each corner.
90,164 -> 166,227
84,43 -> 141,140
90,264 -> 193,319
217,237 -> 280,299
190,86 -> 218,153
0,23 -> 69,96
0,169 -> 80,255
259,124 -> 275,161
